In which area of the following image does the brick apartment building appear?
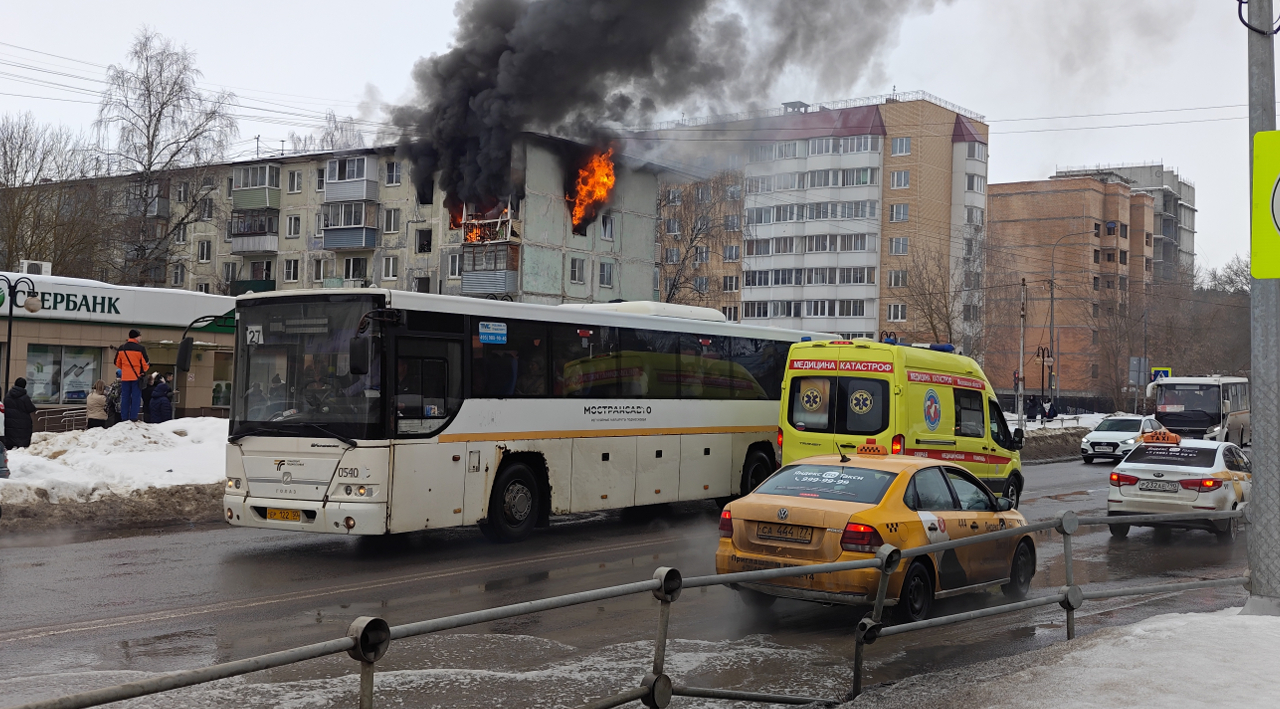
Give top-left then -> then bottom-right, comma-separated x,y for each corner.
986,174 -> 1156,409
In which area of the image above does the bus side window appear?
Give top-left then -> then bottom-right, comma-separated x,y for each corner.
472,318 -> 549,398
551,324 -> 619,397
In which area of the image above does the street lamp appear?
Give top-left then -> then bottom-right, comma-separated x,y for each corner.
1035,345 -> 1052,399
0,275 -> 42,392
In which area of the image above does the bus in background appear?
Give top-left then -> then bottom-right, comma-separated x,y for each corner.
1147,376 -> 1250,445
222,291 -> 830,541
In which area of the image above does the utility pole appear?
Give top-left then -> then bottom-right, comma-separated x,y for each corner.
1244,0 -> 1280,615
1048,274 -> 1056,403
1018,278 -> 1027,430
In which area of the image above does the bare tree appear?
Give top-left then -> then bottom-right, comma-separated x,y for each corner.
95,29 -> 237,286
656,172 -> 743,313
0,113 -> 109,276
289,111 -> 367,153
1202,254 -> 1251,294
897,245 -> 962,345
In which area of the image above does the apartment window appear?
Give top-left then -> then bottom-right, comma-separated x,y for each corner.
1106,251 -> 1116,263
664,277 -> 677,295
890,170 -> 910,189
889,237 -> 909,255
964,271 -> 980,289
722,275 -> 740,292
665,217 -> 680,235
772,268 -> 799,286
667,188 -> 682,205
601,213 -> 614,240
327,157 -> 366,182
1106,221 -> 1117,236
343,257 -> 367,281
776,141 -> 798,159
174,223 -> 187,244
386,161 -> 401,186
1094,249 -> 1100,264
323,202 -> 366,228
449,253 -> 462,278
806,234 -> 832,252
1146,256 -> 1153,272
805,267 -> 836,285
1119,276 -> 1128,291
664,247 -> 680,264
964,238 -> 975,257
287,170 -> 302,193
887,270 -> 907,288
887,304 -> 907,322
966,142 -> 987,161
316,167 -> 325,191
197,198 -> 214,220
1091,364 -> 1099,379
694,215 -> 711,232
694,246 -> 709,264
1105,278 -> 1115,289
726,184 -> 742,200
232,165 -> 280,190
383,208 -> 401,233
695,185 -> 711,202
415,277 -> 431,293
843,167 -> 877,186
416,178 -> 434,205
1093,276 -> 1100,290
1094,222 -> 1101,237
197,240 -> 212,263
246,260 -> 272,281
745,239 -> 771,256
963,304 -> 980,322
837,300 -> 865,317
849,200 -> 878,219
808,169 -> 837,188
745,207 -> 772,225
286,214 -> 301,238
773,204 -> 799,222
417,228 -> 433,253
891,137 -> 911,156
773,236 -> 796,254
743,301 -> 769,318
808,137 -> 835,155
599,261 -> 614,288
771,301 -> 802,318
804,300 -> 835,317
1091,330 -> 1099,344
1120,250 -> 1128,265
570,257 -> 585,284
382,256 -> 398,280
723,244 -> 741,262
890,204 -> 909,222
175,181 -> 189,203
839,233 -> 868,251
222,262 -> 238,283
197,283 -> 209,294
1120,223 -> 1129,239
842,135 -> 880,153
283,259 -> 299,282
316,212 -> 324,233
1093,302 -> 1100,317
721,306 -> 739,322
744,270 -> 769,287
965,173 -> 986,193
692,276 -> 708,293
746,176 -> 774,194
311,259 -> 326,282
1145,232 -> 1153,246
172,263 -> 186,286
965,206 -> 985,226
749,144 -> 775,163
227,177 -> 234,197
838,267 -> 874,285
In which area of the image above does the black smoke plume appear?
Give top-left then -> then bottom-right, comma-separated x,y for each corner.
395,0 -> 947,211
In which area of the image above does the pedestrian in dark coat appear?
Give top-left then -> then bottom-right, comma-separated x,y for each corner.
140,371 -> 159,423
4,377 -> 39,448
148,376 -> 173,423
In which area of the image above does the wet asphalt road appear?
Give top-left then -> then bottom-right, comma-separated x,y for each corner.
0,458 -> 1249,708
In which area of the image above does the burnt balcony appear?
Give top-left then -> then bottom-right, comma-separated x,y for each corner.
460,241 -> 519,295
228,210 -> 279,254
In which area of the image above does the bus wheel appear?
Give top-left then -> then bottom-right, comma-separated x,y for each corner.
480,463 -> 540,543
742,450 -> 774,495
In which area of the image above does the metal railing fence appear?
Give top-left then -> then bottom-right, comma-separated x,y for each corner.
10,509 -> 1248,709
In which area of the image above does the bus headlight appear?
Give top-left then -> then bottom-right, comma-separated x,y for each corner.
226,478 -> 242,490
345,485 -> 353,496
1206,424 -> 1222,435
357,485 -> 368,497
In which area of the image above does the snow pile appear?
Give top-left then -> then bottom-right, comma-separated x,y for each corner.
0,417 -> 228,504
1006,411 -> 1108,432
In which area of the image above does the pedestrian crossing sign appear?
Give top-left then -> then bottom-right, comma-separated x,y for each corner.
1151,367 -> 1172,382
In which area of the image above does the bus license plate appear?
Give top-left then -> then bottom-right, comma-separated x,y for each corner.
1138,481 -> 1180,493
266,508 -> 302,522
757,523 -> 813,543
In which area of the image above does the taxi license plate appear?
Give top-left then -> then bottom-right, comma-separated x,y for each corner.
757,523 -> 813,543
1138,481 -> 1179,493
266,508 -> 302,522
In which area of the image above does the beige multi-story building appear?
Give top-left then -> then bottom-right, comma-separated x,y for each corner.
655,171 -> 745,320
639,92 -> 989,348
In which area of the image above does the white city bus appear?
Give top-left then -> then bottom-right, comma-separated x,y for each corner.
1147,375 -> 1251,445
223,290 -> 831,540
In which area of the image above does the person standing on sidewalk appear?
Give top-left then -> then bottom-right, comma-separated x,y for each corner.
114,329 -> 150,422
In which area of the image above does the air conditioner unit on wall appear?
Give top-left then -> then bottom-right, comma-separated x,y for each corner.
19,260 -> 52,276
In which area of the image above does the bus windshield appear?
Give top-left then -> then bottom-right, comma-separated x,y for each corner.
1156,384 -> 1220,416
232,295 -> 384,440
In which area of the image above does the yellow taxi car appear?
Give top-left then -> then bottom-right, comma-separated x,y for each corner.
716,445 -> 1036,622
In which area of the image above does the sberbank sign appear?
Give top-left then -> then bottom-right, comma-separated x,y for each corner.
38,290 -> 122,314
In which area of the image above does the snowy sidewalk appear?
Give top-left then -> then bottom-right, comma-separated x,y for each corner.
848,608 -> 1280,708
0,417 -> 228,504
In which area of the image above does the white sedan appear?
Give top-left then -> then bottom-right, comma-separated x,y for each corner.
1081,415 -> 1163,463
1106,432 -> 1250,542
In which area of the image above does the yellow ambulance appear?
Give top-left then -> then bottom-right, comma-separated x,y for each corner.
779,339 -> 1027,506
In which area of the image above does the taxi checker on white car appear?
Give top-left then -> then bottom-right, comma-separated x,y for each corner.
1080,414 -> 1164,464
1106,430 -> 1251,542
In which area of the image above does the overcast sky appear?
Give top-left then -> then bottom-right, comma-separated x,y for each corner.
0,0 -> 1255,268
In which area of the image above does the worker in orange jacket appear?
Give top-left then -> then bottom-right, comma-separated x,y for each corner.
114,329 -> 150,422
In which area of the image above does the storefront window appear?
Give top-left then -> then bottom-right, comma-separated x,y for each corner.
212,351 -> 233,407
25,345 -> 102,405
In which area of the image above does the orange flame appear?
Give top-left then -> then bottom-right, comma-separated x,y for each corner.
569,149 -> 616,227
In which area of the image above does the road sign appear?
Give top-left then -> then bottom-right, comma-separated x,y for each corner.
1128,357 -> 1150,386
1253,131 -> 1280,278
1151,366 -> 1172,382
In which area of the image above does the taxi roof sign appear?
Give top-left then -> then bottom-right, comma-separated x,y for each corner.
1252,131 -> 1280,278
1142,429 -> 1181,446
856,443 -> 889,457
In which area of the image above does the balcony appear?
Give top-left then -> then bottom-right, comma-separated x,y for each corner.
462,270 -> 518,295
323,226 -> 378,250
128,196 -> 169,219
460,241 -> 519,295
232,186 -> 281,211
324,179 -> 379,203
231,234 -> 279,255
231,163 -> 282,210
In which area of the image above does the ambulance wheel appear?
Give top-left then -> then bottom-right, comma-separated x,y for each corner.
479,462 -> 539,543
1002,540 -> 1035,600
1003,477 -> 1023,510
1108,524 -> 1130,539
895,562 -> 934,623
